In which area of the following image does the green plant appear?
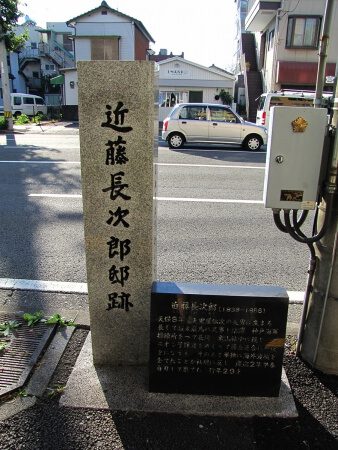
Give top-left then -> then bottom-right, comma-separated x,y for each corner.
32,113 -> 46,123
0,116 -> 8,130
0,341 -> 8,352
218,89 -> 233,106
0,320 -> 21,336
46,314 -> 76,327
46,384 -> 65,398
17,389 -> 29,398
14,113 -> 30,124
21,311 -> 77,328
23,311 -> 44,326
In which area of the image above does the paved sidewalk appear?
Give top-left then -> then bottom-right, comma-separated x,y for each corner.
0,289 -> 337,449
1,121 -> 79,135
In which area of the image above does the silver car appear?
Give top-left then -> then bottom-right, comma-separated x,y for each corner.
162,103 -> 267,151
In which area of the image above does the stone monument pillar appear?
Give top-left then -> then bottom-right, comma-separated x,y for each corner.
77,61 -> 157,365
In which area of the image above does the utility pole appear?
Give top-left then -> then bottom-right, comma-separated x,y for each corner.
299,0 -> 338,375
0,33 -> 13,131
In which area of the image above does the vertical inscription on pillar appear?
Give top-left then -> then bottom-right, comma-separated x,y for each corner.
101,102 -> 133,313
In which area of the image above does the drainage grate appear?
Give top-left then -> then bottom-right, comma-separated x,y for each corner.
0,313 -> 56,397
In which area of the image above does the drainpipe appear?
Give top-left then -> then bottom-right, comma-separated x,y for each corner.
271,7 -> 282,92
314,0 -> 335,108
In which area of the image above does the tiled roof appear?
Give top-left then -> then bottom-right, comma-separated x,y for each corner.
66,1 -> 154,43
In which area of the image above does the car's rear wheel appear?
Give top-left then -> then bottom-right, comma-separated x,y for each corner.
13,111 -> 21,119
168,132 -> 185,149
243,134 -> 263,151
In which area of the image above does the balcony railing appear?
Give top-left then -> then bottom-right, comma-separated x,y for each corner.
19,42 -> 74,69
247,0 -> 279,9
246,0 -> 281,32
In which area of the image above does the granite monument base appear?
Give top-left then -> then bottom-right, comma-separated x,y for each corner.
60,333 -> 297,418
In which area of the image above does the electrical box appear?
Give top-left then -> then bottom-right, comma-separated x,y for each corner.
263,107 -> 327,210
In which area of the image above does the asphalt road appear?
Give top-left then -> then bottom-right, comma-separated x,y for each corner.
0,130 -> 310,293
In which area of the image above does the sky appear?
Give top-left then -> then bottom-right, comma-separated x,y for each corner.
18,0 -> 238,71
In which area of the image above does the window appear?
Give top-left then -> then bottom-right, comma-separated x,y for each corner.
63,34 -> 73,52
286,16 -> 321,48
159,91 -> 183,107
31,42 -> 37,49
13,96 -> 22,106
209,107 -> 238,123
35,98 -> 45,105
23,97 -> 34,105
45,64 -> 55,71
178,106 -> 207,121
91,38 -> 119,60
32,71 -> 40,78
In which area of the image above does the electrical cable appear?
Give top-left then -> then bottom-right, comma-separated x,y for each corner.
292,209 -> 309,229
274,209 -> 318,356
283,197 -> 332,243
274,197 -> 332,355
273,209 -> 308,233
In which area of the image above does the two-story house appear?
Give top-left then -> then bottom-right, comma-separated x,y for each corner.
234,0 -> 338,121
60,1 -> 154,120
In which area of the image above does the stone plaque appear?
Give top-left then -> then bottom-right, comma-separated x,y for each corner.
149,282 -> 289,397
78,61 -> 158,365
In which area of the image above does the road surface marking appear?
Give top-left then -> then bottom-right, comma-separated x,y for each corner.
156,197 -> 264,204
28,193 -> 263,204
29,194 -> 82,198
0,161 -> 263,169
156,163 -> 264,169
0,161 -> 80,164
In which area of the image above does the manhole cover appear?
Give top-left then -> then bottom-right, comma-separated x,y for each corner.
0,313 -> 56,397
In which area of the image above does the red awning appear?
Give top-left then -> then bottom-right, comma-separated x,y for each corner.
277,61 -> 336,84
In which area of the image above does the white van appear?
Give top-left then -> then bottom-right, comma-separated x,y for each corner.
0,93 -> 47,118
256,91 -> 331,128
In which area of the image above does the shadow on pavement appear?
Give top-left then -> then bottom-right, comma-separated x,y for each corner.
161,143 -> 267,164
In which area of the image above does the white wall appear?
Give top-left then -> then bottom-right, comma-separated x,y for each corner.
64,71 -> 78,105
159,59 -> 235,84
15,22 -> 42,46
74,10 -> 135,61
158,58 -> 235,120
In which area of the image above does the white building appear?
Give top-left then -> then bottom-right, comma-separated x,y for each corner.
158,57 -> 235,121
60,1 -> 154,119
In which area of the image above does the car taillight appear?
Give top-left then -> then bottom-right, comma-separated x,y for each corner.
262,112 -> 266,126
163,118 -> 169,131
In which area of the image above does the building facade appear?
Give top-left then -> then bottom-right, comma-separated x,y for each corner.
245,0 -> 337,93
61,1 -> 154,119
0,18 -> 75,107
158,57 -> 235,121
